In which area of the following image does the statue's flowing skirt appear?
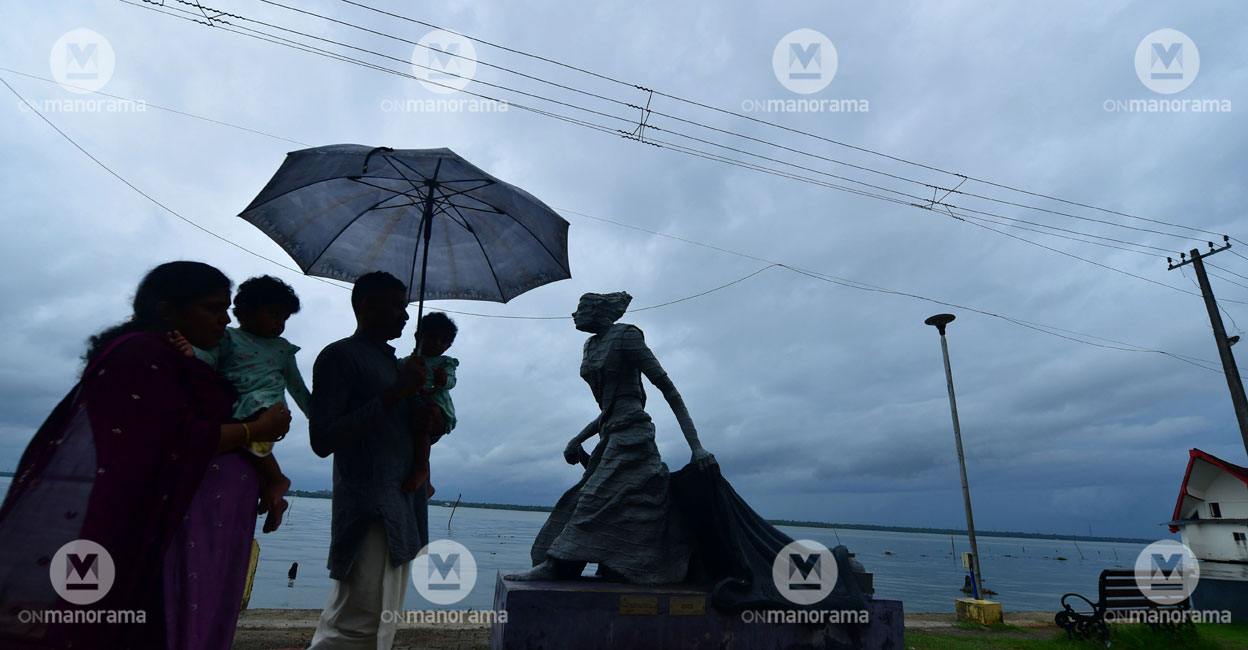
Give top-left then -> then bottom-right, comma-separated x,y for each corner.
531,419 -> 692,585
529,423 -> 870,614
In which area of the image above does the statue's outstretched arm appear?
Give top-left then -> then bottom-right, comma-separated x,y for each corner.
563,414 -> 600,465
622,326 -> 717,470
573,415 -> 601,443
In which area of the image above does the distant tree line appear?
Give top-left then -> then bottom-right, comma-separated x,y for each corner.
280,488 -> 1149,543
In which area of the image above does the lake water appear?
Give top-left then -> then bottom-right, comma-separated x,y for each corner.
0,477 -> 1151,613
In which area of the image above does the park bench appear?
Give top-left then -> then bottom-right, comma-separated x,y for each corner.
1055,569 -> 1192,646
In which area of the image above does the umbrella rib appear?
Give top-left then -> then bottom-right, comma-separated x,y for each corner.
387,154 -> 434,184
446,191 -> 571,276
381,154 -> 429,189
444,200 -> 507,301
429,203 -> 470,230
430,185 -> 488,229
389,156 -> 493,190
429,180 -> 495,203
238,155 -> 478,214
442,200 -> 503,215
241,176 -> 373,214
350,177 -> 423,201
305,192 -> 406,272
427,180 -> 503,216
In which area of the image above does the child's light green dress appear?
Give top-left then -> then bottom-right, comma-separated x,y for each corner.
399,354 -> 458,435
194,327 -> 311,456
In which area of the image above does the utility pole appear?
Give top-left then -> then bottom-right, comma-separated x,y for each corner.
1168,237 -> 1248,458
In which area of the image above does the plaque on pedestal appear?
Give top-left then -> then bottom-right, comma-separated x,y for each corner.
491,573 -> 903,650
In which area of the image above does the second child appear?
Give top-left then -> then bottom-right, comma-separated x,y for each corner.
175,275 -> 311,532
402,312 -> 459,497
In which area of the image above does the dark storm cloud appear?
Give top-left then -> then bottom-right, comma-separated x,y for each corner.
2,0 -> 1247,540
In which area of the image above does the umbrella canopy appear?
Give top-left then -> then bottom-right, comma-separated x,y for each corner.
239,144 -> 571,304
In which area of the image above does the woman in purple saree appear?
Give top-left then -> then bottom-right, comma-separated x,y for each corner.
0,261 -> 291,650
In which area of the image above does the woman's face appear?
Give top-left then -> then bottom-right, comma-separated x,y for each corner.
170,288 -> 232,349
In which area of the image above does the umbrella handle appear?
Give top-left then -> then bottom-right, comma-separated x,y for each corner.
362,146 -> 394,173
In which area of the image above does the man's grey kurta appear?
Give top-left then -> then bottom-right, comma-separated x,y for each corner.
310,330 -> 428,580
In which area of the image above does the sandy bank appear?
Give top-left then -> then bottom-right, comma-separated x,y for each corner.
230,608 -> 1058,649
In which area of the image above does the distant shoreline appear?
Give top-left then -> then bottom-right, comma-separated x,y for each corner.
285,489 -> 1152,544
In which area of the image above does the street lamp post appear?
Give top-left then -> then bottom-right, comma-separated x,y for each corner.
925,313 -> 985,600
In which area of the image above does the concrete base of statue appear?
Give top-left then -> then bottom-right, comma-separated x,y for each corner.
490,572 -> 903,650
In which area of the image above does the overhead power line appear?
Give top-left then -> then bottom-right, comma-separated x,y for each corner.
4,69 -> 1238,379
0,72 -> 785,318
0,74 -> 317,279
0,67 -> 314,147
140,0 -> 1215,257
337,0 -> 1234,245
114,0 -> 1244,305
259,0 -> 1217,248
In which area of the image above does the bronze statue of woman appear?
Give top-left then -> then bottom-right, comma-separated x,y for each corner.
506,291 -> 714,584
507,291 -> 870,617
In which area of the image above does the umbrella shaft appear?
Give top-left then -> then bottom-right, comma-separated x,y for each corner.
414,189 -> 435,353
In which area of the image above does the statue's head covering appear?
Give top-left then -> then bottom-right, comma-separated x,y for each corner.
575,291 -> 632,331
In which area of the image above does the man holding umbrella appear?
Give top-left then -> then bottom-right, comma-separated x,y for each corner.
236,145 -> 574,646
307,271 -> 430,649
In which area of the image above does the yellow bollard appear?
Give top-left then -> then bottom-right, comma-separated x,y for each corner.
955,598 -> 1003,625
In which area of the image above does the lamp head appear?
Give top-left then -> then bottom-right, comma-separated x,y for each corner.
925,313 -> 956,335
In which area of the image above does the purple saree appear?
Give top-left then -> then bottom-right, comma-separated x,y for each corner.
0,331 -> 260,650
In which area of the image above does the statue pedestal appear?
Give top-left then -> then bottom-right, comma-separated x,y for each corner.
490,573 -> 903,650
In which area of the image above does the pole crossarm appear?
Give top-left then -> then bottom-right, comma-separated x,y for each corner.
1167,237 -> 1231,270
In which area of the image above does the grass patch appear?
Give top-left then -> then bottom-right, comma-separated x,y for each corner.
905,624 -> 1248,650
952,621 -> 1027,633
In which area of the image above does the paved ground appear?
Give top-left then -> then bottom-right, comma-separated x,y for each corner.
232,610 -> 490,649
230,609 -> 1059,649
906,610 -> 1059,639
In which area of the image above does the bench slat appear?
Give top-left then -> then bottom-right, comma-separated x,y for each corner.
1103,600 -> 1188,609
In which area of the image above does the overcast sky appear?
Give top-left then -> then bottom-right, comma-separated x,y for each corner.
2,1 -> 1247,540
